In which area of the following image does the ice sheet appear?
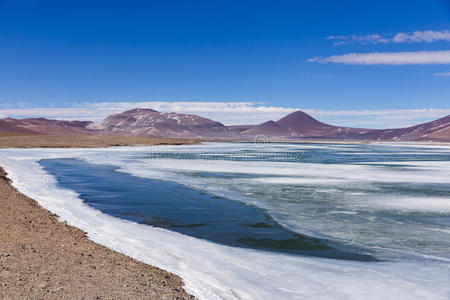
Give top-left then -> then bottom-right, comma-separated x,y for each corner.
1,146 -> 449,300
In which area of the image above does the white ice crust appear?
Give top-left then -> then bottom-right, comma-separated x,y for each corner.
0,145 -> 449,300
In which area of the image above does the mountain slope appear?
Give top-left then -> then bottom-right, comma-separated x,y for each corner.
356,115 -> 450,141
0,118 -> 93,135
237,110 -> 450,142
0,119 -> 37,136
243,111 -> 367,138
89,108 -> 235,139
227,125 -> 255,134
277,111 -> 337,135
242,121 -> 291,137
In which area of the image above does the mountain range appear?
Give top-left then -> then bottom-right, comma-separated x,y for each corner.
1,108 -> 450,142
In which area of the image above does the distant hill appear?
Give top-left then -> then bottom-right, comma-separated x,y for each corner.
88,108 -> 235,139
227,125 -> 255,134
240,110 -> 367,138
356,115 -> 450,142
277,110 -> 337,136
0,119 -> 37,136
0,118 -> 93,136
242,121 -> 291,137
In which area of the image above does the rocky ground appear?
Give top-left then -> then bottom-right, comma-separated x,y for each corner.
0,136 -> 196,299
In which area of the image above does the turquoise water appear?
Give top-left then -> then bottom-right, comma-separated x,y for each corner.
132,143 -> 450,262
41,142 -> 450,263
40,158 -> 374,261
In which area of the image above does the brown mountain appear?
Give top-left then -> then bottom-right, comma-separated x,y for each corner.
242,121 -> 291,137
227,125 -> 255,134
0,119 -> 37,136
277,111 -> 337,136
237,110 -> 450,142
89,108 -> 235,139
356,115 -> 450,142
0,118 -> 94,136
241,111 -> 367,138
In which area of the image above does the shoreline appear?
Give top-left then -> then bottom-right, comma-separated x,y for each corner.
0,136 -> 197,299
0,134 -> 201,148
234,138 -> 450,146
1,133 -> 448,149
0,166 -> 194,299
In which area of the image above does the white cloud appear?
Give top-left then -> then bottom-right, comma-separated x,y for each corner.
301,108 -> 450,128
393,30 -> 450,43
435,72 -> 450,77
327,34 -> 389,45
1,102 -> 450,129
327,30 -> 450,45
308,50 -> 450,65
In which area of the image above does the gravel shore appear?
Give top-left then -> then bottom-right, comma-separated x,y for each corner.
0,136 -> 196,299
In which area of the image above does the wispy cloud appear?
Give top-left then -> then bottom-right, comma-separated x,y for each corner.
0,102 -> 449,129
327,34 -> 390,45
302,108 -> 450,128
434,72 -> 450,77
327,29 -> 450,45
393,30 -> 450,43
308,50 -> 450,65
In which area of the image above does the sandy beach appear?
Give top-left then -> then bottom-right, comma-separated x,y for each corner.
0,135 -> 195,299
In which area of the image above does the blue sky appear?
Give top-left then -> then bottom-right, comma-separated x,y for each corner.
0,0 -> 449,127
